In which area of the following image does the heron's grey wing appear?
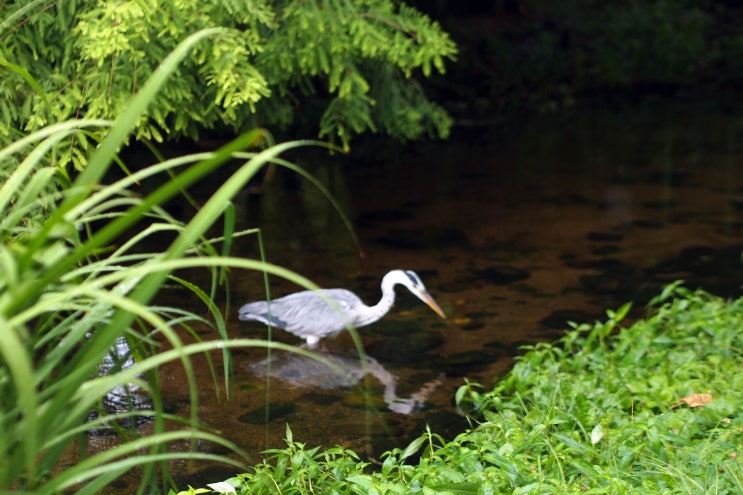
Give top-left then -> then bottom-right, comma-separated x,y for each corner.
272,290 -> 363,335
239,289 -> 364,337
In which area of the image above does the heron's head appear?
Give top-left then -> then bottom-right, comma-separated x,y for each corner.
389,269 -> 446,319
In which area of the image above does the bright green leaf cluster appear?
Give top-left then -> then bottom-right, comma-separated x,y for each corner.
452,284 -> 743,492
1,0 -> 457,157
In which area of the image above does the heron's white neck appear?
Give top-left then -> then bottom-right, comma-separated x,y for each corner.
357,271 -> 406,327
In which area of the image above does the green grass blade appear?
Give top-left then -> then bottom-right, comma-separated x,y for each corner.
0,58 -> 50,111
0,315 -> 38,486
0,0 -> 55,36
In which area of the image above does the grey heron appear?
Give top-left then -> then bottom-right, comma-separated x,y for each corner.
238,269 -> 446,346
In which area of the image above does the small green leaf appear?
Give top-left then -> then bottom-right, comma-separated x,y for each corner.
427,482 -> 480,495
401,434 -> 426,460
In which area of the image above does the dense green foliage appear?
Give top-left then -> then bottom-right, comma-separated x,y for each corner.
451,0 -> 743,113
187,283 -> 743,494
528,0 -> 715,87
451,284 -> 743,492
1,0 -> 456,157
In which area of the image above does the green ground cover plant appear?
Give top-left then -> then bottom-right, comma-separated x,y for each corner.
184,282 -> 743,494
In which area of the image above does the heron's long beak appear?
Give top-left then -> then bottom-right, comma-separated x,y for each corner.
418,290 -> 446,319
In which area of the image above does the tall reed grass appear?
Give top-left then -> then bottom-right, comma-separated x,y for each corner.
0,28 -> 362,494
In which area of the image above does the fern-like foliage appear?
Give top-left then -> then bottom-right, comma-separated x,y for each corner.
0,0 -> 457,162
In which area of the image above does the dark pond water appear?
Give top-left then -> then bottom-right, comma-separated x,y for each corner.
99,97 -> 743,490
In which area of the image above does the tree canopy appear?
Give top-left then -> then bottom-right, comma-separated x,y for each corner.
1,0 -> 457,159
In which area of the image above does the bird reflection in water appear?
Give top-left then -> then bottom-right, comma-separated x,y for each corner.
249,350 -> 443,414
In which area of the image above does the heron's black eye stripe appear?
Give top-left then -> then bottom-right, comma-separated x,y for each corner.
404,270 -> 421,286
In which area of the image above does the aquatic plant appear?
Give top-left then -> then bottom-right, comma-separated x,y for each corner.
185,283 -> 743,494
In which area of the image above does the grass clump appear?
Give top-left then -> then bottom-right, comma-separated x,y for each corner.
450,283 -> 743,492
187,282 -> 743,494
0,29 -> 359,494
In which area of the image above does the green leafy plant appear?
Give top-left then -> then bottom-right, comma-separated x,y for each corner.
0,27 -> 376,494
450,284 -> 743,492
193,283 -> 743,494
1,0 -> 457,158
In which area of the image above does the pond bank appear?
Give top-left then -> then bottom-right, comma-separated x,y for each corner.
176,283 -> 743,494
